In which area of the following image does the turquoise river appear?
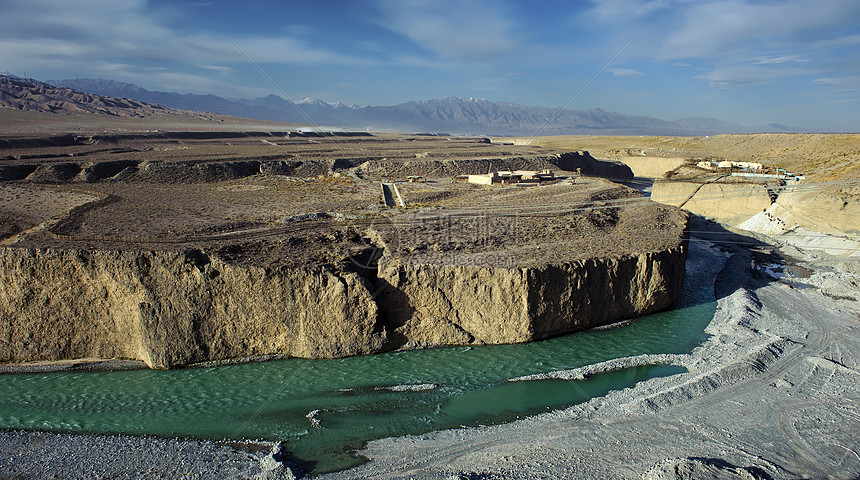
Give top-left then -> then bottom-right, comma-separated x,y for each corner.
0,242 -> 723,474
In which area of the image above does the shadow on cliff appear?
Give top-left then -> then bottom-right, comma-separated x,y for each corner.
341,247 -> 415,351
687,214 -> 784,301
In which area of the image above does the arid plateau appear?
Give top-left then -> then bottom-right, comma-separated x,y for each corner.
0,97 -> 859,479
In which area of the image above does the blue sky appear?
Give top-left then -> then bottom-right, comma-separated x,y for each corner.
1,0 -> 859,131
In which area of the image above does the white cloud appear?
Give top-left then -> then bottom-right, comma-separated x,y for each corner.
611,68 -> 645,77
281,25 -> 316,37
814,76 -> 859,86
814,33 -> 860,49
371,0 -> 520,59
222,36 -> 373,66
583,0 -> 860,93
813,76 -> 860,97
751,55 -> 809,65
198,65 -> 237,75
696,64 -> 812,88
388,55 -> 450,69
659,0 -> 860,60
0,0 -> 371,78
588,0 -> 670,20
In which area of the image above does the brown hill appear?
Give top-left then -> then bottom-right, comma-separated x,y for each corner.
0,76 -> 301,135
0,75 -> 183,117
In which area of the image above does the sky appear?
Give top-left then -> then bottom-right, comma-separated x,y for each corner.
1,0 -> 859,132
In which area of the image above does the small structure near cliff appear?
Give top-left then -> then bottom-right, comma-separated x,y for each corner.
461,169 -> 556,186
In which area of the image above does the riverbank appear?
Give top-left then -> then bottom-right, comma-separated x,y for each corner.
1,227 -> 857,479
318,224 -> 860,479
0,430 -> 290,480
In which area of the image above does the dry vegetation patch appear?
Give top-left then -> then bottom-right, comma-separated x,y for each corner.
0,132 -> 686,269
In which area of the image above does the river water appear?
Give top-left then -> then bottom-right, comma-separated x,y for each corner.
0,242 -> 723,473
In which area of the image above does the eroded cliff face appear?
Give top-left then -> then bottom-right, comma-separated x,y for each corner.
377,246 -> 686,348
651,180 -> 774,226
0,179 -> 689,369
0,240 -> 687,368
0,248 -> 383,368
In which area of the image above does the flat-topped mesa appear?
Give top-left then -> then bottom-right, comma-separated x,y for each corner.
0,180 -> 687,369
0,133 -> 682,369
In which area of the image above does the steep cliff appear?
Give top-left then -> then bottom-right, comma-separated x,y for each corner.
0,234 -> 686,368
357,156 -> 557,179
0,248 -> 383,368
357,151 -> 633,179
0,132 -> 688,369
548,151 -> 634,179
377,246 -> 686,348
651,180 -> 774,226
777,189 -> 860,234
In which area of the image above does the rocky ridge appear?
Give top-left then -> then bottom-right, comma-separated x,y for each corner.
48,77 -> 798,136
0,76 -> 180,118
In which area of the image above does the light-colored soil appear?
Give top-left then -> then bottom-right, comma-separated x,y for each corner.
516,134 -> 860,235
516,133 -> 860,184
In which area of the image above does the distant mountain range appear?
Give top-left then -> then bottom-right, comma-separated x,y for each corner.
0,75 -> 177,118
41,77 -> 796,136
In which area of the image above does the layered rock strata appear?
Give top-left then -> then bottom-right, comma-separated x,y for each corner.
0,132 -> 684,369
0,152 -> 632,184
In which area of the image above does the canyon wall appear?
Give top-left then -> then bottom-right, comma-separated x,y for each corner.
651,180 -> 774,226
776,189 -> 860,234
651,179 -> 860,235
613,156 -> 687,179
377,247 -> 686,348
0,248 -> 383,368
2,151 -> 632,183
358,152 -> 633,179
0,241 -> 686,368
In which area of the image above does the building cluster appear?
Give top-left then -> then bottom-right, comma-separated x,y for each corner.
695,159 -> 805,181
696,160 -> 764,171
456,169 -> 557,186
